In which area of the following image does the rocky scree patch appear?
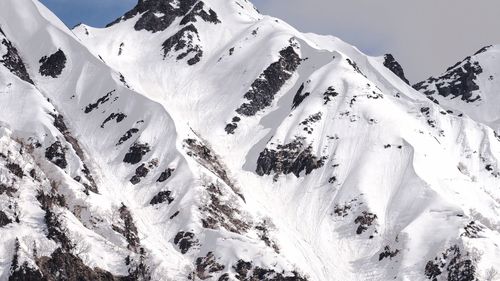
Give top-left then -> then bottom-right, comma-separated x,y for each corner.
201,181 -> 251,234
129,159 -> 158,185
233,260 -> 308,281
256,136 -> 326,179
183,138 -> 245,201
149,190 -> 174,205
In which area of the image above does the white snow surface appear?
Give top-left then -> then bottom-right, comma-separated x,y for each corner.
0,0 -> 499,280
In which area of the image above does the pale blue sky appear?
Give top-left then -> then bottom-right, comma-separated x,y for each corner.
39,0 -> 136,28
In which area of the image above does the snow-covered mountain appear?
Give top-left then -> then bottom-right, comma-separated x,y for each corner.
1,0 -> 500,280
414,46 -> 500,130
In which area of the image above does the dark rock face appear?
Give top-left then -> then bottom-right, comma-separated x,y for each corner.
174,231 -> 198,254
156,168 -> 174,182
383,54 -> 409,84
51,113 -> 84,160
130,164 -> 150,185
107,0 -> 219,32
45,141 -> 67,169
6,162 -> 24,178
36,248 -> 124,281
461,221 -> 484,239
346,58 -> 366,77
123,142 -> 150,165
194,252 -> 225,280
39,49 -> 67,78
300,112 -> 322,135
333,203 -> 353,217
235,45 -> 301,117
233,260 -> 307,281
101,113 -> 127,128
112,204 -> 140,252
255,220 -> 279,253
123,249 -> 151,281
414,57 -> 483,103
424,245 -> 477,281
256,137 -> 326,178
354,211 -> 377,235
323,86 -> 339,105
379,246 -> 400,261
108,0 -> 193,31
37,191 -> 73,251
130,159 -> 157,185
0,210 -> 12,227
10,247 -> 141,280
292,83 -> 310,109
50,113 -> 98,193
169,211 -> 179,220
180,1 -> 221,25
9,262 -> 44,281
149,190 -> 174,205
0,183 -> 17,197
224,123 -> 237,135
224,116 -> 241,135
473,45 -> 492,55
119,73 -> 130,88
117,128 -> 139,146
108,0 -> 193,32
162,24 -> 203,65
84,89 -> 116,114
0,33 -> 33,84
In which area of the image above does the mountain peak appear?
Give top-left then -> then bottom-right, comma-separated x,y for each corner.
106,0 -> 221,32
414,44 -> 500,127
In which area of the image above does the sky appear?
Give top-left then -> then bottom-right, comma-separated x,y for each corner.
39,0 -> 500,82
39,0 -> 136,28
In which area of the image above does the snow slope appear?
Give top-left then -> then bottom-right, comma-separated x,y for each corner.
0,0 -> 499,280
